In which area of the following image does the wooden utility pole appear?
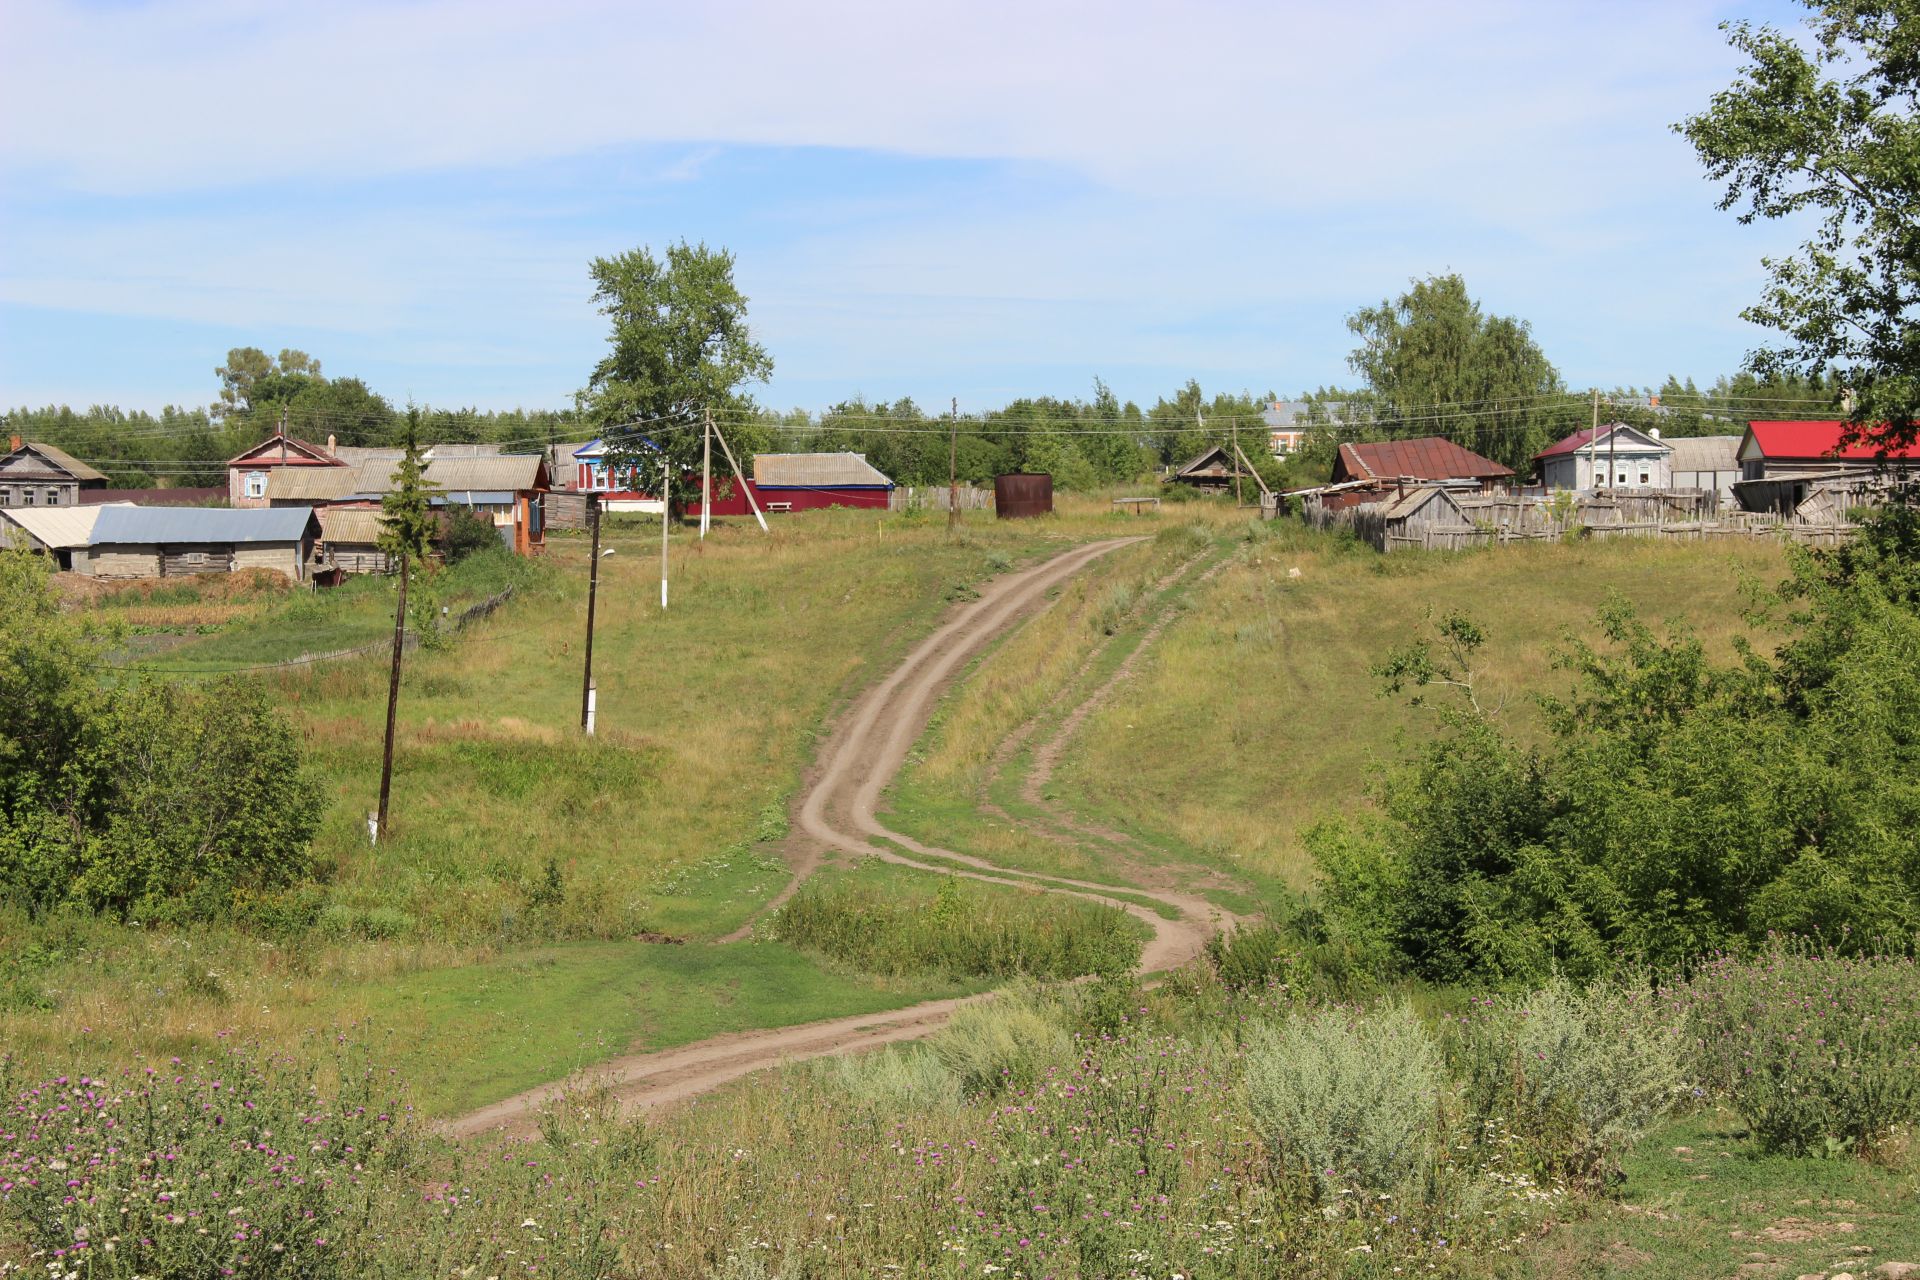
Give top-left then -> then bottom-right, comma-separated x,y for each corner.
700,408 -> 713,540
947,397 -> 960,535
1589,386 -> 1601,492
712,422 -> 768,533
579,493 -> 601,734
375,551 -> 409,843
659,458 -> 671,610
1231,415 -> 1244,506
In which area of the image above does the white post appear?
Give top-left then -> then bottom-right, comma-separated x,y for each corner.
660,459 -> 671,610
585,681 -> 597,735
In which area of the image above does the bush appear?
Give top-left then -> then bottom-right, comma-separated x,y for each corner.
929,985 -> 1074,1096
1681,944 -> 1920,1157
1203,922 -> 1295,990
439,504 -> 504,563
1243,1002 -> 1440,1198
1448,977 -> 1686,1182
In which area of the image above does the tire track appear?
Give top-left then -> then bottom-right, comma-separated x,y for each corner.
446,538 -> 1238,1141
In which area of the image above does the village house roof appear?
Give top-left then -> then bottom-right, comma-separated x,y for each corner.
1335,437 -> 1513,483
753,453 -> 893,488
90,505 -> 319,545
326,445 -> 406,467
343,455 -> 549,496
4,440 -> 109,483
1173,444 -> 1235,480
1377,485 -> 1465,522
1740,420 -> 1920,461
316,508 -> 389,546
0,503 -> 123,549
1666,435 -> 1741,472
266,466 -> 366,503
1535,423 -> 1671,460
225,433 -> 342,468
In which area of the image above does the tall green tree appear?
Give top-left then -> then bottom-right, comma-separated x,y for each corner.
577,241 -> 773,501
214,347 -> 323,420
1680,1 -> 1918,447
1345,274 -> 1572,469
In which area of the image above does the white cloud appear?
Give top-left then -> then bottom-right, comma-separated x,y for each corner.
3,0 -> 1745,219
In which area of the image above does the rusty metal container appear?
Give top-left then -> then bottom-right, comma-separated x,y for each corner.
994,473 -> 1053,519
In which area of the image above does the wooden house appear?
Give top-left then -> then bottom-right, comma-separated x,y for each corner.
74,506 -> 321,581
1327,438 -> 1512,508
316,507 -> 393,575
1170,444 -> 1237,490
341,455 -> 552,555
1,436 -> 108,509
227,433 -> 345,507
1535,424 -> 1673,491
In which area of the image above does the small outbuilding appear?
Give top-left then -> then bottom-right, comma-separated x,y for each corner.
1324,437 -> 1513,509
1169,444 -> 1238,490
1666,435 -> 1742,508
316,507 -> 394,575
75,506 -> 322,582
0,503 -> 122,569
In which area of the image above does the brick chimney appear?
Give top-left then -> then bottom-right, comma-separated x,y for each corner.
7,434 -> 20,453
327,433 -> 337,456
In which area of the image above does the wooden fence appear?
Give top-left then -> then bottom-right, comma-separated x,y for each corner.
1295,488 -> 1858,552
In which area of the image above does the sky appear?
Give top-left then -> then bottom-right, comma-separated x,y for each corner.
0,0 -> 1816,416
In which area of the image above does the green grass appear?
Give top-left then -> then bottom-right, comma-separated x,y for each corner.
356,937 -> 982,1116
1519,1108 -> 1920,1279
1058,526 -> 1792,894
766,855 -> 1148,980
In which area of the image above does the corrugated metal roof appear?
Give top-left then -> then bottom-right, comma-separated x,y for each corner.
753,452 -> 893,488
90,506 -> 318,544
0,503 -> 123,548
1667,435 -> 1741,472
1337,437 -> 1513,483
1744,420 -> 1920,460
11,441 -> 109,482
327,445 -> 405,466
422,456 -> 545,491
317,508 -> 389,545
266,465 -> 360,502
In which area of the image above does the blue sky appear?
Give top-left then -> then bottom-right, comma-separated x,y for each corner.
0,0 -> 1815,415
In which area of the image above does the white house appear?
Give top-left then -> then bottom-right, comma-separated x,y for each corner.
1535,423 -> 1672,491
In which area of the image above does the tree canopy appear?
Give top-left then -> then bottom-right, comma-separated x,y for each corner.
1680,0 -> 1918,446
1343,274 -> 1573,470
578,241 -> 774,495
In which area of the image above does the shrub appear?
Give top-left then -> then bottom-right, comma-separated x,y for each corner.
1203,922 -> 1294,990
439,504 -> 503,563
1681,944 -> 1920,1157
1243,1002 -> 1440,1198
930,986 -> 1074,1096
1449,977 -> 1686,1183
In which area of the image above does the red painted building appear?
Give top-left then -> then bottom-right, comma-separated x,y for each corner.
571,441 -> 894,514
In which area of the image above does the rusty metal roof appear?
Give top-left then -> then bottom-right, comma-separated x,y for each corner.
1336,437 -> 1513,483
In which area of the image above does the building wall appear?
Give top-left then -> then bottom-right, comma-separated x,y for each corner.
0,453 -> 81,509
233,542 -> 305,580
1546,449 -> 1672,491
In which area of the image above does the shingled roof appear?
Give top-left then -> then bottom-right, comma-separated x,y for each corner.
1334,437 -> 1513,484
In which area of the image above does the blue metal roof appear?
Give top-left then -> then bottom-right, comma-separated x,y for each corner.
89,506 -> 318,545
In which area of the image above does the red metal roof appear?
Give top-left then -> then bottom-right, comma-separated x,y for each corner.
1744,420 -> 1920,461
1335,437 -> 1512,483
1535,423 -> 1664,459
224,433 -> 342,467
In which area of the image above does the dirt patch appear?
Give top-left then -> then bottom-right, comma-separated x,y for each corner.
1758,1220 -> 1860,1244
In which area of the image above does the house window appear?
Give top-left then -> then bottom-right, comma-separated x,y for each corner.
244,471 -> 268,499
21,488 -> 34,506
0,488 -> 10,506
45,488 -> 60,505
1639,472 -> 1649,486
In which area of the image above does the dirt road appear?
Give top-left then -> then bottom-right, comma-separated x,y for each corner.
445,537 -> 1233,1140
